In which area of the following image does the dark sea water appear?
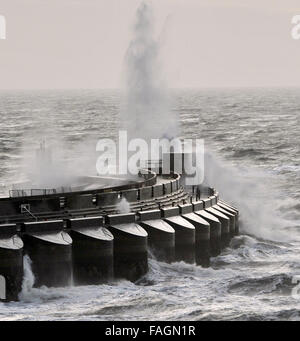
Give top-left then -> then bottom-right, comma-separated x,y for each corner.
0,88 -> 300,321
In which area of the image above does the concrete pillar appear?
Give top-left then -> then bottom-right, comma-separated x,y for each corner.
202,198 -> 213,208
217,202 -> 239,235
0,224 -> 23,302
210,196 -> 218,206
137,209 -> 175,263
205,207 -> 230,247
213,205 -> 236,237
179,204 -> 211,267
22,220 -> 72,287
193,202 -> 221,257
68,216 -> 114,285
161,207 -> 196,264
0,275 -> 5,300
106,213 -> 148,282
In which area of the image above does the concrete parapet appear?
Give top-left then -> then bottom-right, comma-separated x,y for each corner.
178,203 -> 193,215
163,182 -> 172,195
0,223 -> 18,236
161,206 -> 180,218
139,187 -> 152,200
27,197 -> 61,213
170,180 -> 177,192
23,220 -> 64,233
137,209 -> 161,221
152,184 -> 163,197
67,194 -> 94,209
210,196 -> 217,206
0,200 -> 19,217
202,198 -> 212,209
67,216 -> 104,229
121,189 -> 138,202
192,201 -> 204,212
96,192 -> 119,207
106,213 -> 136,225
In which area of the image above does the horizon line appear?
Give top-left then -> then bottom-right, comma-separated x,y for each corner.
1,85 -> 300,91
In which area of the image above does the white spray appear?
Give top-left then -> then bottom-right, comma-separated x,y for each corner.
18,255 -> 35,301
117,197 -> 131,214
121,1 -> 178,143
203,150 -> 295,242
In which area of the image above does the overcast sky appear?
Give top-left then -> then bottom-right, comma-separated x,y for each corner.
0,0 -> 300,89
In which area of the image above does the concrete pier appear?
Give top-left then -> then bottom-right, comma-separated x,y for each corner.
206,207 -> 230,247
161,207 -> 196,264
217,202 -> 239,235
193,200 -> 222,257
0,224 -> 23,302
213,205 -> 236,237
68,216 -> 114,285
0,168 -> 240,301
179,204 -> 210,267
106,213 -> 148,282
137,209 -> 175,263
22,220 -> 72,287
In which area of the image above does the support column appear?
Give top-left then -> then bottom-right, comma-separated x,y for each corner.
137,210 -> 175,263
68,216 -> 114,285
0,224 -> 23,302
106,213 -> 148,282
23,220 -> 72,287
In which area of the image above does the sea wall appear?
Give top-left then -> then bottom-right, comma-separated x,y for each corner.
0,192 -> 238,302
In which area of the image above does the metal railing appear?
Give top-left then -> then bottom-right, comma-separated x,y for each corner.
9,188 -> 57,198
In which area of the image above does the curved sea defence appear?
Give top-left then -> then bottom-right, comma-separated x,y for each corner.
0,171 -> 239,301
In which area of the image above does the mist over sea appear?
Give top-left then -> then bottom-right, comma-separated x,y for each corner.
0,87 -> 300,321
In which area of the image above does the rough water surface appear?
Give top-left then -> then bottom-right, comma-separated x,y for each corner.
0,88 -> 300,321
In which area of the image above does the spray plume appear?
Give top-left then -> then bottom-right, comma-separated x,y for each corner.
121,1 -> 178,143
204,150 -> 296,242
